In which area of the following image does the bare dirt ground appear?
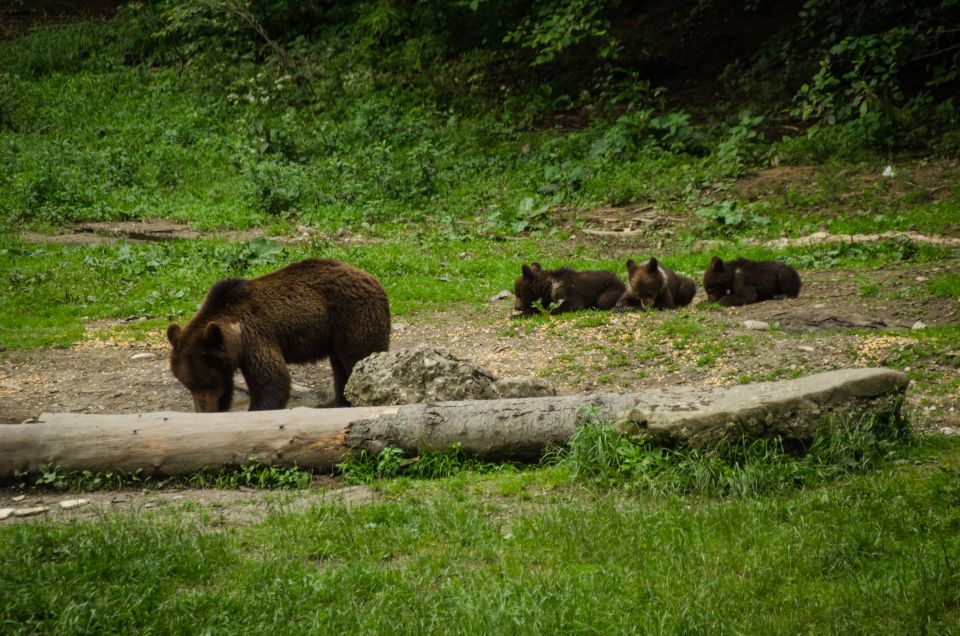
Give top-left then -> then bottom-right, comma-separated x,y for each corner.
1,263 -> 957,424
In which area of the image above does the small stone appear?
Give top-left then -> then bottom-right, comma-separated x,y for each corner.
0,508 -> 13,521
742,320 -> 769,331
797,346 -> 815,353
495,376 -> 557,398
59,498 -> 90,510
912,321 -> 927,330
813,303 -> 826,309
14,506 -> 49,517
130,352 -> 156,361
915,276 -> 928,282
489,290 -> 512,302
12,494 -> 25,502
882,165 -> 896,178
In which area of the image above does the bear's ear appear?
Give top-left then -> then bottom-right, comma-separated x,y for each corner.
626,259 -> 637,275
530,262 -> 542,272
166,324 -> 182,347
521,264 -> 539,279
709,256 -> 724,272
201,322 -> 224,348
646,257 -> 659,273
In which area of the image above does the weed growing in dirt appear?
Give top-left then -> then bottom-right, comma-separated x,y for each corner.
928,273 -> 960,299
337,444 -> 502,485
20,459 -> 312,492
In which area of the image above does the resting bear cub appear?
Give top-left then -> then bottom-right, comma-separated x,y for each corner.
513,262 -> 626,317
615,257 -> 696,310
167,258 -> 390,411
702,256 -> 801,306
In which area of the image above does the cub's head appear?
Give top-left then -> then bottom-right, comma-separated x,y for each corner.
626,258 -> 664,310
702,256 -> 731,303
513,262 -> 550,317
166,321 -> 242,412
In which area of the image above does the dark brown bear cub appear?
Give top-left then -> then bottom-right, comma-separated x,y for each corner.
513,262 -> 626,317
615,257 -> 696,310
167,258 -> 390,411
702,256 -> 801,306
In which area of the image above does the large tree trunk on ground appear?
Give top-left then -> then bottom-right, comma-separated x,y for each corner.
0,395 -> 634,483
0,368 -> 908,484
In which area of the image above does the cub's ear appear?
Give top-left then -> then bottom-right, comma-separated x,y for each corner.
646,257 -> 659,273
166,324 -> 182,347
521,264 -> 540,279
709,256 -> 724,272
202,322 -> 224,348
530,262 -> 542,272
626,259 -> 637,275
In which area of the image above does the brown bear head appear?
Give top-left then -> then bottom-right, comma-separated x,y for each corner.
513,262 -> 551,316
626,258 -> 664,309
167,321 -> 242,412
702,256 -> 731,302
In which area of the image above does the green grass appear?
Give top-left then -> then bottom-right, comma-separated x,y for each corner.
929,273 -> 960,299
2,435 -> 959,634
27,458 -> 313,492
5,232 -> 951,350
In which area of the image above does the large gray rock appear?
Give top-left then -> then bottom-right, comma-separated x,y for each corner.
614,367 -> 909,446
345,346 -> 501,406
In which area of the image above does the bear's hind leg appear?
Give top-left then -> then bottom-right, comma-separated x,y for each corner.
330,356 -> 353,407
778,266 -> 802,298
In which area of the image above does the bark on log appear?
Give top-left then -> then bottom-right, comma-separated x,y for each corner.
0,394 -> 635,483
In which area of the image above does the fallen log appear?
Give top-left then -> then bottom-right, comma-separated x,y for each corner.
0,368 -> 909,483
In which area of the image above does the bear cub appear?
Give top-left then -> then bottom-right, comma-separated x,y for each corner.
615,257 -> 696,311
702,256 -> 801,306
513,262 -> 626,317
167,258 -> 390,411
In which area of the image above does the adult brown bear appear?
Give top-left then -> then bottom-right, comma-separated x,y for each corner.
166,259 -> 390,411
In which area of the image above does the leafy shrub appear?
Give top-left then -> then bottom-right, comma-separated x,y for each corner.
589,108 -> 697,162
0,5 -> 160,77
503,0 -> 618,67
712,112 -> 766,174
0,75 -> 19,131
243,158 -> 310,216
694,199 -> 769,236
337,444 -> 498,484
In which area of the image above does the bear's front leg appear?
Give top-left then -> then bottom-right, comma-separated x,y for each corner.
241,349 -> 291,411
719,285 -> 758,306
613,290 -> 641,313
597,286 -> 625,310
655,287 -> 676,309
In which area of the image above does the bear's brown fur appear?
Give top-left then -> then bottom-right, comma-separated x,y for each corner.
615,257 -> 696,311
513,262 -> 626,317
702,256 -> 801,306
166,258 -> 390,411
